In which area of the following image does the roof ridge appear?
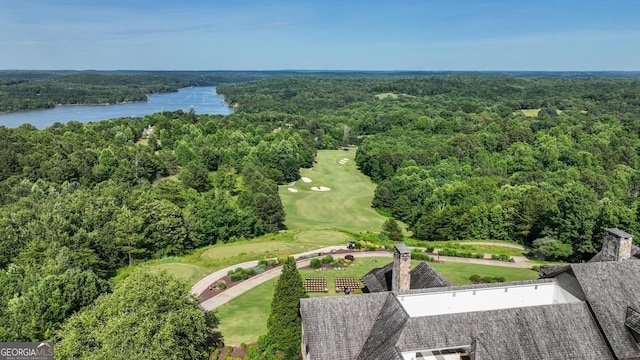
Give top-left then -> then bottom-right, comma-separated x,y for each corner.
355,292 -> 409,360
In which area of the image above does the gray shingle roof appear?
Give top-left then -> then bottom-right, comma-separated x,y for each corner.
409,262 -> 452,289
362,261 -> 451,293
589,244 -> 640,262
569,261 -> 640,359
625,307 -> 640,341
361,263 -> 393,293
356,293 -> 407,360
300,292 -> 389,360
397,303 -> 614,360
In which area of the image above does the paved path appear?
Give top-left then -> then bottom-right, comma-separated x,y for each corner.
194,245 -> 534,311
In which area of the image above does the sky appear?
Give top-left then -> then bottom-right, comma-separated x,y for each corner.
1,0 -> 639,71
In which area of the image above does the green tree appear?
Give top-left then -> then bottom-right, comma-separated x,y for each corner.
56,270 -> 222,360
261,256 -> 307,359
382,218 -> 403,241
532,237 -> 574,260
3,268 -> 109,341
178,160 -> 212,192
113,206 -> 146,266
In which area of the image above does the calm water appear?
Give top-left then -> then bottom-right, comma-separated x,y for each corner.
0,86 -> 231,129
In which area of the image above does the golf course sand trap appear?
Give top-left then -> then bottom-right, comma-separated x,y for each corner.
311,186 -> 331,191
288,188 -> 299,193
301,177 -> 312,183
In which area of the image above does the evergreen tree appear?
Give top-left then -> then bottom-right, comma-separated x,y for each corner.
262,256 -> 307,359
382,218 -> 403,241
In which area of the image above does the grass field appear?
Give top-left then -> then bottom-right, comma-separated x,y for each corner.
280,148 -> 387,232
216,257 -> 538,345
147,263 -> 211,285
127,230 -> 351,286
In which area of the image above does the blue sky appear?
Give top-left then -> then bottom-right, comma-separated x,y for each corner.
1,0 -> 639,71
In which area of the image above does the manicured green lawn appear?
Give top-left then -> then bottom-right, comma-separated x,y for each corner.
216,278 -> 277,345
215,257 -> 538,345
280,149 -> 387,233
147,263 -> 211,286
430,261 -> 538,285
119,230 -> 352,286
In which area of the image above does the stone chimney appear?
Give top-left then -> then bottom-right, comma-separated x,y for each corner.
602,228 -> 633,261
392,244 -> 411,292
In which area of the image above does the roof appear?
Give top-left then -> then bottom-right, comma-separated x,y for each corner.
567,261 -> 640,359
356,293 -> 407,360
397,302 -> 614,360
361,261 -> 452,293
361,263 -> 393,293
300,292 -> 389,360
625,307 -> 640,340
589,245 -> 640,263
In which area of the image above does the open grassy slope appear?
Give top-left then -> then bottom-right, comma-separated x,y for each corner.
280,148 -> 387,232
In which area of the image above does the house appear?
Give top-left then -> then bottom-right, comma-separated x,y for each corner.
300,229 -> 640,360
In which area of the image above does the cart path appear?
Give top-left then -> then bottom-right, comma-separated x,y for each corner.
194,246 -> 533,312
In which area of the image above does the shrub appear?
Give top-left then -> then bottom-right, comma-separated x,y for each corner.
310,258 -> 322,269
230,273 -> 242,282
482,276 -> 495,283
267,259 -> 278,267
241,272 -> 249,280
532,237 -> 574,261
494,276 -> 506,283
227,270 -> 234,276
253,266 -> 265,274
240,343 -> 247,350
235,267 -> 244,273
212,349 -> 221,359
491,254 -> 512,261
321,255 -> 333,264
217,280 -> 227,290
258,259 -> 266,267
245,268 -> 256,276
469,274 -> 482,283
411,252 -> 434,261
425,246 -> 435,253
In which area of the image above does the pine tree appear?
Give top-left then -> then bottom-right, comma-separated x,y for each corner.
263,256 -> 307,359
382,218 -> 403,241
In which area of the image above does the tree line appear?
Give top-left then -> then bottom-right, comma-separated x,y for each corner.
218,74 -> 640,261
2,72 -> 640,358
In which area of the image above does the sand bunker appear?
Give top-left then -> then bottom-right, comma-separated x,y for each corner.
288,188 -> 299,193
311,186 -> 331,191
301,177 -> 312,183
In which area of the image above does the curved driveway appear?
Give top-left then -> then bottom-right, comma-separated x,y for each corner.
193,245 -> 533,311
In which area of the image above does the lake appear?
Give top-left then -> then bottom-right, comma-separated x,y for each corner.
0,86 -> 231,129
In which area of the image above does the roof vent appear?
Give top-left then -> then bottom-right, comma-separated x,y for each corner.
625,307 -> 640,343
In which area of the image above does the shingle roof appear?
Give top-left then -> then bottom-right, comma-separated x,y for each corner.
409,262 -> 452,289
300,292 -> 388,360
589,244 -> 640,262
397,302 -> 614,360
361,263 -> 393,293
361,261 -> 451,293
625,307 -> 640,340
569,261 -> 640,359
356,293 -> 407,360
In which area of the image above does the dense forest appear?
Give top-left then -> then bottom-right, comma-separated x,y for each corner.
218,75 -> 640,261
1,72 -> 640,355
